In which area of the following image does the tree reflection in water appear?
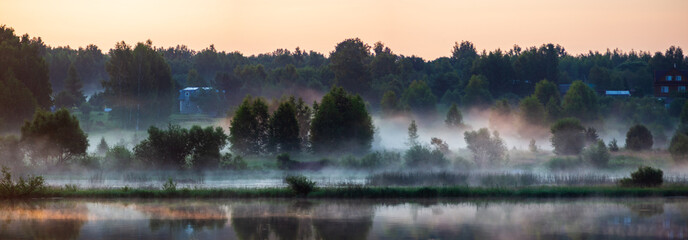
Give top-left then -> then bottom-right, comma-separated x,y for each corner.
0,201 -> 87,240
231,200 -> 374,240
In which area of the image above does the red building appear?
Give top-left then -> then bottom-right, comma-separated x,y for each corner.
654,67 -> 688,98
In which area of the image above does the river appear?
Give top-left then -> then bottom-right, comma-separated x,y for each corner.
0,197 -> 686,239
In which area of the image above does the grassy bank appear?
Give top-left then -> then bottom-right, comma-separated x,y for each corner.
15,185 -> 688,199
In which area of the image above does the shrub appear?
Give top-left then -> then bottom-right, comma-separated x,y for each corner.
404,145 -> 449,168
582,140 -> 610,167
608,139 -> 620,152
134,124 -> 228,169
219,153 -> 248,170
669,132 -> 688,161
546,157 -> 583,170
0,166 -> 45,198
276,153 -> 298,170
162,178 -> 177,192
529,139 -> 538,153
284,175 -> 316,196
618,166 -> 663,187
625,124 -> 653,151
105,145 -> 134,170
341,151 -> 400,169
464,128 -> 506,167
550,118 -> 585,155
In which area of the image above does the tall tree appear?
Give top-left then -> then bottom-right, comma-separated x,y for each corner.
562,80 -> 599,122
21,109 -> 88,166
329,38 -> 372,97
401,80 -> 437,114
269,101 -> 301,153
445,103 -> 463,128
462,75 -> 493,107
0,71 -> 38,131
103,40 -> 175,129
64,64 -> 85,105
310,87 -> 374,153
0,25 -> 52,109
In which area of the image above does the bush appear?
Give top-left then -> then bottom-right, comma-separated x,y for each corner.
550,118 -> 585,155
669,132 -> 688,161
162,178 -> 177,192
608,139 -> 620,152
219,153 -> 248,170
625,124 -> 653,151
105,145 -> 133,170
341,151 -> 401,169
277,153 -> 298,170
404,145 -> 449,168
582,140 -> 610,167
546,157 -> 583,170
618,166 -> 663,187
284,175 -> 316,196
463,128 -> 506,167
0,166 -> 45,198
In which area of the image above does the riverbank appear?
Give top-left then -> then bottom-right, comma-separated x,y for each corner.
13,185 -> 688,199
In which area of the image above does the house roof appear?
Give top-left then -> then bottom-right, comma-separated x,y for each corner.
605,90 -> 630,96
181,87 -> 213,91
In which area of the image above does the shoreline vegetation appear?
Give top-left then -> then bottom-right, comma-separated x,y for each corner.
10,185 -> 688,199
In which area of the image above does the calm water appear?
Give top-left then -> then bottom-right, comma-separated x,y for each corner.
0,198 -> 686,239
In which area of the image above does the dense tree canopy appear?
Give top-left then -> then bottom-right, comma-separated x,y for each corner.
20,109 -> 88,165
103,40 -> 175,129
550,118 -> 585,155
562,80 -> 599,122
310,87 -> 374,154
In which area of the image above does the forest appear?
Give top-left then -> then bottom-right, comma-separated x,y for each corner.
0,24 -> 687,176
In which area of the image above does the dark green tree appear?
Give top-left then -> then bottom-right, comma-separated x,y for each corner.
562,80 -> 598,122
0,71 -> 38,131
229,96 -> 269,155
134,124 -> 227,169
625,124 -> 653,151
401,80 -> 436,113
669,132 -> 688,161
269,101 -> 301,153
20,109 -> 88,166
103,40 -> 175,129
518,96 -> 546,126
462,75 -> 493,107
445,103 -> 463,128
329,38 -> 372,96
310,87 -> 374,153
533,79 -> 560,106
550,118 -> 585,155
64,64 -> 85,105
407,120 -> 419,146
0,25 -> 52,109
185,68 -> 204,87
380,90 -> 401,115
97,137 -> 109,155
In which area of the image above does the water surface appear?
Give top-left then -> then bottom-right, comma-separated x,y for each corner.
0,198 -> 686,239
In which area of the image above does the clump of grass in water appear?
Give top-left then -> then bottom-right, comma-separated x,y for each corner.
285,175 -> 316,196
64,184 -> 78,192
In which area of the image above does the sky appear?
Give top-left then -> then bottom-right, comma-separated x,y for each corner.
1,0 -> 687,59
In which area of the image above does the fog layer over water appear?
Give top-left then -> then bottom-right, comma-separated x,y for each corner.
0,198 -> 686,239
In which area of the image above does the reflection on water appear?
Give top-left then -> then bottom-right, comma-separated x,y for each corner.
0,198 -> 686,239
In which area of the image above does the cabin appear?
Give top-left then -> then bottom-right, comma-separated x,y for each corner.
178,87 -> 222,114
654,67 -> 688,98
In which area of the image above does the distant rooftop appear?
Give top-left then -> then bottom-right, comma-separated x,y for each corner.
605,90 -> 630,96
181,87 -> 213,91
